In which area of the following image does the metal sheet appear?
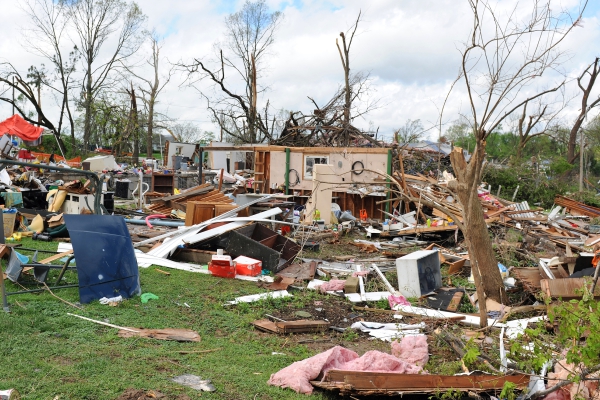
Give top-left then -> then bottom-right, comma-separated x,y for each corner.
64,215 -> 140,303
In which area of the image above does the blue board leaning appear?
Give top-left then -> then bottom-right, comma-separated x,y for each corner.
64,214 -> 141,304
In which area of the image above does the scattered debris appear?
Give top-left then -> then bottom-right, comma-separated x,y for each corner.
171,374 -> 216,392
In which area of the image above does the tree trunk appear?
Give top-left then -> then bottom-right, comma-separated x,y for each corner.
83,59 -> 93,153
147,98 -> 154,157
449,145 -> 507,327
249,55 -> 257,144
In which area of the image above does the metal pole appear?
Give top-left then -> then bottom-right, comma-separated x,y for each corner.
198,147 -> 203,185
0,213 -> 9,312
496,185 -> 502,198
511,185 -> 520,202
386,149 -> 392,214
285,148 -> 290,195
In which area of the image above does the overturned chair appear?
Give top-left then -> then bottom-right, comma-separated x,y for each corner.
1,245 -> 78,311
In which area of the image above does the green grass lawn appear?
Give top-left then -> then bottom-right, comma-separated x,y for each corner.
0,240 -> 338,399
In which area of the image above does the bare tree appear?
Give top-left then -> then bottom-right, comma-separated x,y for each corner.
121,32 -> 173,157
567,57 -> 600,164
335,11 -> 368,146
181,0 -> 282,144
511,95 -> 566,161
21,0 -> 79,150
446,0 -> 586,326
168,122 -> 214,144
394,119 -> 426,144
69,0 -> 146,152
0,63 -> 67,154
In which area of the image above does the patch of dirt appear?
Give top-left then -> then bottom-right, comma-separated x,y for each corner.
270,295 -> 398,328
53,356 -> 74,366
115,389 -> 191,400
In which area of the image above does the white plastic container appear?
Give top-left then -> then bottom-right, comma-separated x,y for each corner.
396,250 -> 442,298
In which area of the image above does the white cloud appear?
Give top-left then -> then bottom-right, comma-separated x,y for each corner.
0,0 -> 598,142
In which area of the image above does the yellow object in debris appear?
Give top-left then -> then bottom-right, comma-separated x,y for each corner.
29,214 -> 44,234
174,188 -> 180,195
12,232 -> 21,241
46,189 -> 67,212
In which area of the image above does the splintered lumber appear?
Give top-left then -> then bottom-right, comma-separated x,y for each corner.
117,328 -> 201,342
150,184 -> 213,203
67,313 -> 200,341
313,371 -> 529,394
276,261 -> 317,282
555,195 -> 600,217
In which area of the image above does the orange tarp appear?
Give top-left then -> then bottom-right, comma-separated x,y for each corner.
30,151 -> 81,167
0,114 -> 43,141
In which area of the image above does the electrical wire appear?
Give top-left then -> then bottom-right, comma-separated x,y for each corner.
352,161 -> 365,175
288,168 -> 301,187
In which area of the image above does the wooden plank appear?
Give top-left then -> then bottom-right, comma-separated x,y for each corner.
252,319 -> 278,333
448,259 -> 466,275
541,278 -> 600,299
446,291 -> 464,312
323,371 -> 529,391
39,250 -> 74,264
275,320 -> 330,333
117,328 -> 201,342
185,202 -> 197,226
215,204 -> 238,217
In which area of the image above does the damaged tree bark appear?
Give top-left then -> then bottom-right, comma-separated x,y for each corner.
449,146 -> 505,326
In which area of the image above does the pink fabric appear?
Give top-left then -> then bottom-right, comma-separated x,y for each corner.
388,294 -> 411,308
268,345 -> 425,394
338,350 -> 422,374
391,335 -> 429,366
268,346 -> 358,394
318,279 -> 346,292
352,271 -> 369,277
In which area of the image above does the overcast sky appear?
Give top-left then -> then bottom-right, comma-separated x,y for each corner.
1,0 -> 599,143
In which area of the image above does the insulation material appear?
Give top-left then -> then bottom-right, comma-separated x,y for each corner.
268,346 -> 359,394
391,334 -> 429,366
268,345 -> 425,394
548,360 -> 599,400
338,350 -> 422,374
317,279 -> 345,292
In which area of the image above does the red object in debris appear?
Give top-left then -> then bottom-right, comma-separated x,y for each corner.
17,149 -> 35,160
360,209 -> 368,222
208,254 -> 235,278
0,114 -> 44,141
281,225 -> 291,236
234,256 -> 262,277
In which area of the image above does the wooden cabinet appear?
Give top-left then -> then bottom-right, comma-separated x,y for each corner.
151,173 -> 175,194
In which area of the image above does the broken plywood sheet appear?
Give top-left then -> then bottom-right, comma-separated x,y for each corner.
275,261 -> 317,282
512,267 -> 562,293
